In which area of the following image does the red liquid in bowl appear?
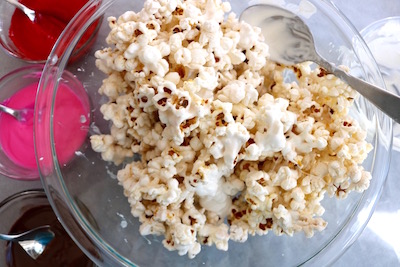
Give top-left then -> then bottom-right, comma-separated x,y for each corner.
8,0 -> 100,61
0,81 -> 90,172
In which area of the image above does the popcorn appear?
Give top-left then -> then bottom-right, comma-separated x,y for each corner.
91,0 -> 373,259
229,221 -> 249,242
198,223 -> 230,251
163,222 -> 199,258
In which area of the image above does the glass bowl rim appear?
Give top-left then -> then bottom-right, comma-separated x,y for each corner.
0,189 -> 46,209
360,15 -> 400,36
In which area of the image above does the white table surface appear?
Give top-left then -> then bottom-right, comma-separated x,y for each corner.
0,0 -> 399,266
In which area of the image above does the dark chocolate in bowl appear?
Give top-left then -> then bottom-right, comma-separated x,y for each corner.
0,190 -> 93,267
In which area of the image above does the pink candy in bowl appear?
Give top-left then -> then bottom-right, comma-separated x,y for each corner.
0,65 -> 90,180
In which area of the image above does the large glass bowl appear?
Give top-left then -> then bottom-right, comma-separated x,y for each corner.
34,0 -> 393,266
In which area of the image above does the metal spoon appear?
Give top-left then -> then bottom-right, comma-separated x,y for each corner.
5,0 -> 35,21
0,225 -> 55,260
0,103 -> 33,123
241,4 -> 400,124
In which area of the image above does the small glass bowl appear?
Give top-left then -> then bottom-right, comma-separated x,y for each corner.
0,65 -> 43,180
0,0 -> 102,63
0,64 -> 90,180
361,16 -> 400,144
0,189 -> 94,266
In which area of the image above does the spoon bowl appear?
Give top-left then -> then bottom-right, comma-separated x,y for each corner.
0,225 -> 55,260
241,4 -> 400,124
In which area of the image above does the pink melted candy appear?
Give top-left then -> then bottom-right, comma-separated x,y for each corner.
0,82 -> 90,171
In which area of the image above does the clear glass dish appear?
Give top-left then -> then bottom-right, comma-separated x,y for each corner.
0,0 -> 102,63
34,0 -> 392,266
0,64 -> 90,180
361,16 -> 400,147
0,189 -> 94,266
0,65 -> 42,180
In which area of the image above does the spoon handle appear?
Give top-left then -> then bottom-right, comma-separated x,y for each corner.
317,59 -> 400,124
0,103 -> 19,120
6,0 -> 36,21
0,226 -> 53,243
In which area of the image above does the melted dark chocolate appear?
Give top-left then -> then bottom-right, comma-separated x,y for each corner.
5,205 -> 93,267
